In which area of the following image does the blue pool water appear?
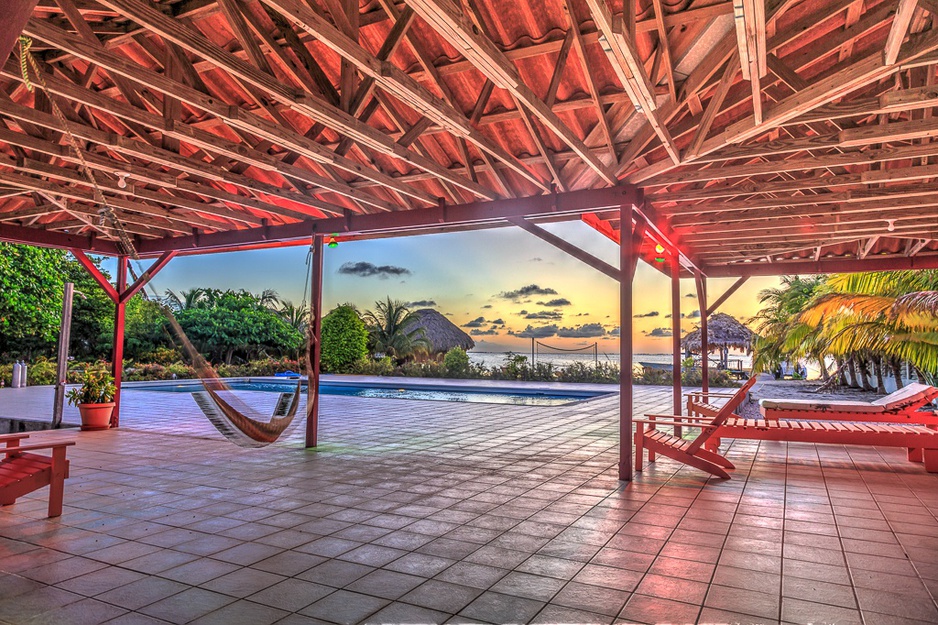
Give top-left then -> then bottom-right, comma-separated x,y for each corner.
128,381 -> 607,407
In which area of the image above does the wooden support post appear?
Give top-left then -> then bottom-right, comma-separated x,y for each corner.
0,0 -> 39,63
619,204 -> 635,482
671,256 -> 682,434
112,256 -> 127,427
52,282 -> 73,429
306,234 -> 324,448
706,276 -> 749,316
696,272 -> 709,394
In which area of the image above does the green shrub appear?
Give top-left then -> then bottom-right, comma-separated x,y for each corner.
443,348 -> 470,377
138,347 -> 181,366
321,305 -> 369,373
351,356 -> 395,376
26,357 -> 58,385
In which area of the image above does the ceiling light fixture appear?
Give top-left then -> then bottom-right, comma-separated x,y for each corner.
886,219 -> 896,232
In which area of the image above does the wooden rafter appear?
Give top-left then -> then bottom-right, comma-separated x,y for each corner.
407,0 -> 617,184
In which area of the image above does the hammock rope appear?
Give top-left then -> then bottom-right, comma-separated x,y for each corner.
19,38 -> 307,447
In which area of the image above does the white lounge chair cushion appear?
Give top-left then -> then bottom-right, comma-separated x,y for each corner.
760,383 -> 936,415
760,399 -> 884,414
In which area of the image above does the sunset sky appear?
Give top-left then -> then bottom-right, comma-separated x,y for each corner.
141,221 -> 781,354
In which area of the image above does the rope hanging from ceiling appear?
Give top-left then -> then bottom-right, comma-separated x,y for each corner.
19,37 -> 307,447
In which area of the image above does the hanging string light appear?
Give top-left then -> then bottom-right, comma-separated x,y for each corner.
654,243 -> 666,263
327,234 -> 339,248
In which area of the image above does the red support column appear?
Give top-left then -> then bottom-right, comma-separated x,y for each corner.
112,256 -> 128,427
696,272 -> 709,395
671,255 -> 682,434
619,205 -> 635,482
306,234 -> 324,448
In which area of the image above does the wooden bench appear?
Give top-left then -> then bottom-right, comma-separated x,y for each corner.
0,433 -> 75,517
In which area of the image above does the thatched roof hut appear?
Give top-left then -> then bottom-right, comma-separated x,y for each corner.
682,313 -> 757,355
410,308 -> 475,355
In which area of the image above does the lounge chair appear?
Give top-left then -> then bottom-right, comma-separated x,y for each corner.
634,377 -> 758,479
0,434 -> 75,517
759,383 -> 938,423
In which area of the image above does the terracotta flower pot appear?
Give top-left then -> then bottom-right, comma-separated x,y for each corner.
77,402 -> 114,431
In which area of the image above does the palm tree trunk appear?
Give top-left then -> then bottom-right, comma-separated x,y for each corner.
817,356 -> 830,382
873,356 -> 886,394
846,357 -> 859,388
836,358 -> 848,386
890,358 -> 903,389
857,357 -> 874,391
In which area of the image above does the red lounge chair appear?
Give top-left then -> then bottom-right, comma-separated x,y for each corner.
759,383 -> 938,423
0,434 -> 74,518
634,377 -> 758,479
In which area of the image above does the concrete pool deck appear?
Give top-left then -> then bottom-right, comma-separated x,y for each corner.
1,382 -> 938,624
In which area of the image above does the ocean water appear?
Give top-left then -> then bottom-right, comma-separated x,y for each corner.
467,351 -> 754,370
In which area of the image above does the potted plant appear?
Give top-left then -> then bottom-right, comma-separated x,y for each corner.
66,369 -> 116,431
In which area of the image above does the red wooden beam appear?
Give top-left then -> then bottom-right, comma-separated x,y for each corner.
70,248 -> 118,302
706,276 -> 749,316
305,235 -> 323,448
1,223 -> 120,255
0,0 -> 39,65
118,251 -> 177,304
619,204 -> 635,482
112,257 -> 127,428
508,216 -> 619,280
132,186 -> 639,256
702,254 -> 938,277
671,255 -> 682,429
695,272 -> 709,394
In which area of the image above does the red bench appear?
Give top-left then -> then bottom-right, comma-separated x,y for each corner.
0,433 -> 75,517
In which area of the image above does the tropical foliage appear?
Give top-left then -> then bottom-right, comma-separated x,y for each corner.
321,304 -> 369,373
174,290 -> 304,364
363,297 -> 429,362
751,271 -> 938,389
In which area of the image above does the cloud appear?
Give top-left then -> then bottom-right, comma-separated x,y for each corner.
529,257 -> 543,262
634,311 -> 660,318
664,313 -> 686,319
518,310 -> 528,315
338,261 -> 411,279
536,298 -> 572,307
645,327 -> 673,337
470,328 -> 498,335
525,311 -> 563,320
482,304 -> 493,309
685,293 -> 696,298
462,316 -> 486,328
609,327 -> 620,336
557,323 -> 606,338
490,318 -> 504,325
497,284 -> 558,300
515,324 -> 558,339
688,309 -> 701,318
407,300 -> 437,307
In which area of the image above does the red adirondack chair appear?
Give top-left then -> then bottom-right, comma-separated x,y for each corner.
634,377 -> 758,479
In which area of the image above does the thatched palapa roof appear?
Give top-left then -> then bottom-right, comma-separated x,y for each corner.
682,313 -> 757,354
411,309 -> 475,354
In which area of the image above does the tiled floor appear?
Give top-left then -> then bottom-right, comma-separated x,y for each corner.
2,383 -> 938,624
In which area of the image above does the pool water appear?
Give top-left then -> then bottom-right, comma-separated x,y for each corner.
128,381 -> 605,407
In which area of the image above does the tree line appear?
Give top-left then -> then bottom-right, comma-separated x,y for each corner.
751,271 -> 937,389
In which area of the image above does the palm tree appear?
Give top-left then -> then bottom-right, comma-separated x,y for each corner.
163,288 -> 207,311
798,271 -> 938,384
258,288 -> 281,310
279,301 -> 309,334
363,297 -> 429,362
750,275 -> 827,377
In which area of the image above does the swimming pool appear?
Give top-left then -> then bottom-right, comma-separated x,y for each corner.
127,380 -> 609,407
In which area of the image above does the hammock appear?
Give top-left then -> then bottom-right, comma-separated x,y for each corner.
19,37 -> 311,448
